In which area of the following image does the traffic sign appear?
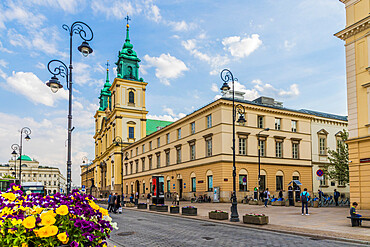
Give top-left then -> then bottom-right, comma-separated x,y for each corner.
316,169 -> 324,177
242,177 -> 247,182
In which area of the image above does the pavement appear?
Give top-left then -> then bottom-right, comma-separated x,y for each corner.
107,209 -> 366,247
105,199 -> 370,244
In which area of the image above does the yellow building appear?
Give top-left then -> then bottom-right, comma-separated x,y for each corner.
335,0 -> 370,209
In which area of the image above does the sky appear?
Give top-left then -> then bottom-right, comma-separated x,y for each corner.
0,0 -> 347,186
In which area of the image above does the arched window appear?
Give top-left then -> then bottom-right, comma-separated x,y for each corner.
206,170 -> 213,192
239,169 -> 248,191
129,91 -> 134,104
190,172 -> 196,192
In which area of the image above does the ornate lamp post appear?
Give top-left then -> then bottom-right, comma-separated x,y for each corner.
45,21 -> 93,194
220,69 -> 247,222
257,128 -> 269,199
11,127 -> 31,185
113,137 -> 129,199
11,144 -> 20,180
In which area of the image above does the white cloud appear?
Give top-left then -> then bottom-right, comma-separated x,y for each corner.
211,83 -> 219,93
35,62 -> 45,69
0,59 -> 8,68
27,0 -> 86,14
169,20 -> 196,32
143,53 -> 188,85
222,34 -> 262,58
147,107 -> 186,122
284,40 -> 296,51
4,71 -> 68,106
0,41 -> 13,54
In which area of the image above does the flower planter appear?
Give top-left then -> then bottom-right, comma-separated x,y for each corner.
156,205 -> 168,212
258,200 -> 264,205
313,201 -> 319,208
137,203 -> 147,209
271,200 -> 285,206
248,200 -> 258,205
182,207 -> 197,216
126,203 -> 135,207
243,215 -> 269,225
149,204 -> 157,211
170,206 -> 179,214
209,211 -> 228,220
295,201 -> 311,207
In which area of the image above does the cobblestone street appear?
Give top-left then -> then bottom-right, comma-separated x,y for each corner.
108,210 -> 365,247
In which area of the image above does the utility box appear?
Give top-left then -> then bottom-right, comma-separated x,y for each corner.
152,175 -> 164,205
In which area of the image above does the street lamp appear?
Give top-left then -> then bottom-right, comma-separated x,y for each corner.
46,21 -> 94,195
11,144 -> 19,180
257,128 -> 270,199
220,69 -> 246,222
113,136 -> 128,199
11,127 -> 31,185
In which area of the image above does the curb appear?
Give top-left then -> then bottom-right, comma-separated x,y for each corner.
121,206 -> 370,245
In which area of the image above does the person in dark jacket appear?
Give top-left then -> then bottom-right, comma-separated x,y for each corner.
114,193 -> 121,213
108,193 -> 114,212
350,202 -> 362,225
112,193 -> 117,213
334,189 -> 340,206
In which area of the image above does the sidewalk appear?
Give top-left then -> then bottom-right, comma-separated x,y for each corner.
122,199 -> 370,243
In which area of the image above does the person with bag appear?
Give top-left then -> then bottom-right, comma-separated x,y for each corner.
108,193 -> 114,212
264,188 -> 270,207
300,188 -> 310,216
334,189 -> 340,206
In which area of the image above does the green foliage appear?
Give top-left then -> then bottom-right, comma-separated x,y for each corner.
2,175 -> 15,179
324,129 -> 349,184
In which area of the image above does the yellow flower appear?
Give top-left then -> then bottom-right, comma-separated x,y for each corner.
41,214 -> 56,226
56,205 -> 69,216
12,185 -> 20,191
22,216 -> 36,229
22,243 -> 28,247
57,232 -> 68,243
99,207 -> 109,216
41,210 -> 56,219
35,207 -> 44,215
1,193 -> 16,201
38,226 -> 50,238
11,218 -> 22,226
48,225 -> 58,236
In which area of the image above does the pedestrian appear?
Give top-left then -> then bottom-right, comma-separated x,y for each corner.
318,189 -> 323,206
350,202 -> 362,225
108,193 -> 114,212
135,191 -> 139,205
264,188 -> 270,207
112,193 -> 117,214
334,189 -> 340,206
147,193 -> 151,204
278,190 -> 283,199
300,188 -> 310,216
115,193 -> 121,213
130,193 -> 134,203
107,193 -> 112,212
176,192 -> 180,206
172,192 -> 177,205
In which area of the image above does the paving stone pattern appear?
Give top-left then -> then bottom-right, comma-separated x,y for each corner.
108,210 -> 364,247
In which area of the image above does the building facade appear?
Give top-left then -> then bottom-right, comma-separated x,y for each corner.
1,155 -> 66,194
335,0 -> 370,209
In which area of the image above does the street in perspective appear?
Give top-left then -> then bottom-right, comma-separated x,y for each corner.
0,1 -> 370,247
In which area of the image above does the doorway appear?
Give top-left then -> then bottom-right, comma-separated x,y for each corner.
178,179 -> 183,199
135,180 -> 140,195
260,175 -> 266,191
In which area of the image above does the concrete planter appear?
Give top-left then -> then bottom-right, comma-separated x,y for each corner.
156,205 -> 168,212
258,201 -> 264,205
149,204 -> 157,211
209,212 -> 228,220
137,203 -> 147,209
170,206 -> 179,214
313,201 -> 319,208
182,207 -> 197,216
243,215 -> 269,225
126,203 -> 135,207
295,201 -> 311,207
271,200 -> 285,206
248,200 -> 258,205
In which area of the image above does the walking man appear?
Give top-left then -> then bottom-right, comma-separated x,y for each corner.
334,189 -> 340,206
108,193 -> 113,212
300,188 -> 310,216
264,188 -> 270,207
176,192 -> 180,206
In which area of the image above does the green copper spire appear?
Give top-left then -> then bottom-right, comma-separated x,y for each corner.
99,60 -> 112,111
116,15 -> 143,81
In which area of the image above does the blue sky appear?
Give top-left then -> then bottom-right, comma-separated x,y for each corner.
0,0 -> 346,185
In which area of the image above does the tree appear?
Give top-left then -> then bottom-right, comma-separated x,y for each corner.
3,174 -> 15,179
324,129 -> 349,184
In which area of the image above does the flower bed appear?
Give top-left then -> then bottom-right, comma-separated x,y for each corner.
149,204 -> 157,211
182,206 -> 197,216
0,184 -> 118,247
170,206 -> 179,214
155,204 -> 168,212
243,213 -> 269,225
137,203 -> 147,209
208,210 -> 228,220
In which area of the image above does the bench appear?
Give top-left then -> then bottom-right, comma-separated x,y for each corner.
347,216 -> 370,227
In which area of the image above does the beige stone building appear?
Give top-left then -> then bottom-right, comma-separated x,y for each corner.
1,155 -> 66,194
335,0 -> 370,209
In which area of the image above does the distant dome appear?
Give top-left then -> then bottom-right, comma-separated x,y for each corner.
17,155 -> 32,161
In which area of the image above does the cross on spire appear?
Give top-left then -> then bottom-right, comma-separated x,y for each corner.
125,14 -> 131,26
105,60 -> 110,70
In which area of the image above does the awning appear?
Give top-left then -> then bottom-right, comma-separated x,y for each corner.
287,180 -> 302,186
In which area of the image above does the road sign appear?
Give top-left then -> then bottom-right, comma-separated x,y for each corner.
316,169 -> 324,177
242,177 -> 247,182
81,185 -> 86,192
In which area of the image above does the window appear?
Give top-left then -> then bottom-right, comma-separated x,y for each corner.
157,137 -> 160,148
54,181 -> 57,186
125,164 -> 128,175
150,182 -> 152,193
291,120 -> 297,132
275,118 -> 281,130
275,141 -> 282,158
190,143 -> 196,160
320,175 -> 327,186
142,144 -> 145,153
130,163 -> 133,174
167,180 -> 170,193
128,91 -> 134,103
129,127 -> 134,139
149,141 -> 152,151
176,148 -> 181,164
135,161 -> 139,173
149,157 -> 152,170
39,174 -> 41,177
157,154 -> 160,168
259,140 -> 266,157
166,133 -> 170,144
142,159 -> 145,171
207,175 -> 213,191
54,174 -> 56,177
130,150 -> 133,158
276,176 -> 283,191
143,183 -> 146,193
136,147 -> 138,156
177,128 -> 181,140
126,185 -> 129,194
206,115 -> 212,128
331,181 -> 335,186
239,138 -> 246,155
49,181 -> 51,186
191,122 -> 195,134
44,174 -> 46,177
44,181 -> 46,185
319,137 -> 326,155
239,175 -> 247,191
257,116 -> 264,128
166,151 -> 170,166
191,177 -> 196,192
49,174 -> 51,177
292,143 -> 299,159
206,139 -> 212,157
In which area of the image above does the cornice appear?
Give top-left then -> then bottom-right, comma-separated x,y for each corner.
334,15 -> 370,41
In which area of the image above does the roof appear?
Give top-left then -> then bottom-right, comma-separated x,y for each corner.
298,109 -> 347,121
146,119 -> 173,136
17,155 -> 32,161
